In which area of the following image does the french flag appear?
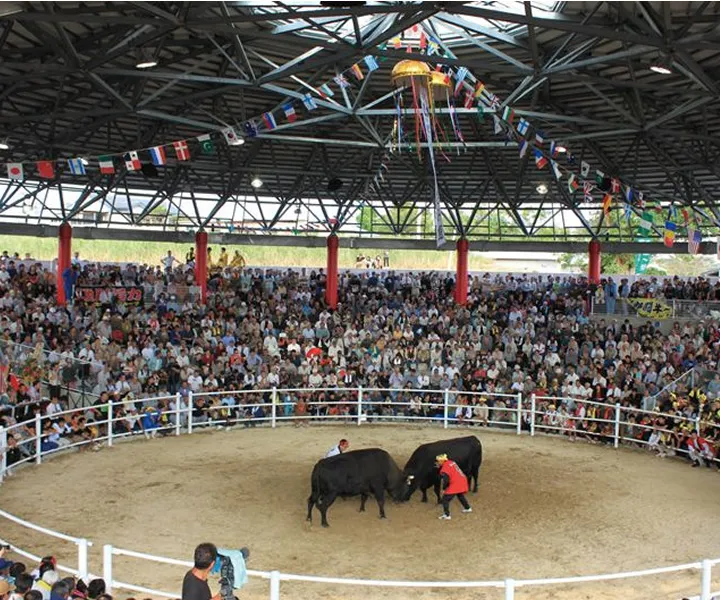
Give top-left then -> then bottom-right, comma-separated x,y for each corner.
283,104 -> 297,123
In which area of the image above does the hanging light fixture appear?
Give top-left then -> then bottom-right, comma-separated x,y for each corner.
135,48 -> 158,69
555,144 -> 567,154
649,60 -> 672,75
536,183 -> 549,195
0,139 -> 9,150
250,176 -> 263,189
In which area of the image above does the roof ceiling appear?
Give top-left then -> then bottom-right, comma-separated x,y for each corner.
1,1 -> 720,243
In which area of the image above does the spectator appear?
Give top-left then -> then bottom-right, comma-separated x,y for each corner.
182,543 -> 218,600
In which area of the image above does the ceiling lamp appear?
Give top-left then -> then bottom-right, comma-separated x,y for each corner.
555,144 -> 567,154
649,60 -> 672,75
536,183 -> 549,195
250,176 -> 263,189
136,48 -> 158,69
0,139 -> 9,150
391,59 -> 431,88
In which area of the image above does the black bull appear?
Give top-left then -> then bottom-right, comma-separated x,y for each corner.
402,436 -> 483,503
306,448 -> 405,527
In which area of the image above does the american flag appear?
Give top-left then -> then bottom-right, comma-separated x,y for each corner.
688,228 -> 702,255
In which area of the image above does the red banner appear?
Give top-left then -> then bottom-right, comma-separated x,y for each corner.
74,285 -> 144,304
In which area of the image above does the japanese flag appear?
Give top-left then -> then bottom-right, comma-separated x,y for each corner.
7,163 -> 23,180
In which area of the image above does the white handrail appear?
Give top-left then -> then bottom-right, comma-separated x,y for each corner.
1,387 -> 719,600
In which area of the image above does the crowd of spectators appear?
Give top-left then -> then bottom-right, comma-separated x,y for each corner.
0,550 -> 111,600
1,249 -> 720,469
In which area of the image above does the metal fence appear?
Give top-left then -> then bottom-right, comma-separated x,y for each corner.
1,388 -> 719,599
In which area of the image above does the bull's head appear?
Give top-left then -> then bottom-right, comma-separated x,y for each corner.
401,473 -> 418,501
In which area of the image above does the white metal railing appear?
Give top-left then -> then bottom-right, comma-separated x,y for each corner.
0,387 -> 719,600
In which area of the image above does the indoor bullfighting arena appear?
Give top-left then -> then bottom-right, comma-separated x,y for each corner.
3,426 -> 720,600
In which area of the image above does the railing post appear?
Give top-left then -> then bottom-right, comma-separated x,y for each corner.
107,400 -> 113,447
269,570 -> 281,600
515,393 -> 522,435
188,391 -> 194,434
701,558 -> 712,600
175,393 -> 181,436
613,402 -> 621,449
696,414 -> 702,435
0,426 -> 6,483
103,544 -> 113,593
530,394 -> 536,437
357,386 -> 363,426
77,538 -> 89,581
443,389 -> 449,429
504,578 -> 515,600
271,387 -> 277,429
35,413 -> 42,465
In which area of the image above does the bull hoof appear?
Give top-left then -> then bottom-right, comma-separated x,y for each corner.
421,498 -> 428,503
359,508 -> 365,512
379,515 -> 386,520
321,523 -> 329,528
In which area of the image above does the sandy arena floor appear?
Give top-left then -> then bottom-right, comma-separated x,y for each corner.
2,425 -> 720,600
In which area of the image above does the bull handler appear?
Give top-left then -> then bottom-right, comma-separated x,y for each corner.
435,454 -> 472,520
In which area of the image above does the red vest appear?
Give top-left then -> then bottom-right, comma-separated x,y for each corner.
440,460 -> 469,495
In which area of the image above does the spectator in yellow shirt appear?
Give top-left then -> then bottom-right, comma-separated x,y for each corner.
218,247 -> 229,268
231,251 -> 246,269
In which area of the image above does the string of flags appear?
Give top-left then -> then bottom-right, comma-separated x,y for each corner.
1,23 -> 708,252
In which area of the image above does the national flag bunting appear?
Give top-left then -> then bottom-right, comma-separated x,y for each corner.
303,94 -> 318,111
222,127 -> 240,145
580,161 -> 590,177
688,228 -> 702,255
454,67 -> 468,95
197,134 -> 215,155
463,92 -> 473,109
492,115 -> 502,135
534,149 -> 547,169
7,163 -> 23,180
333,74 -> 350,89
638,210 -> 653,235
583,181 -> 593,201
535,130 -> 544,146
474,81 -> 485,98
68,158 -> 85,175
363,56 -> 379,72
318,84 -> 334,98
501,106 -> 515,124
516,118 -> 529,136
611,178 -> 620,193
283,104 -> 297,123
244,121 -> 258,138
602,193 -> 612,217
124,151 -> 141,171
595,170 -> 605,185
98,156 -> 114,174
350,63 -> 364,80
550,141 -> 559,157
149,146 -> 166,166
568,173 -> 579,193
36,161 -> 54,179
663,220 -> 677,248
519,140 -> 528,158
262,112 -> 277,130
551,160 -> 561,180
173,141 -> 190,161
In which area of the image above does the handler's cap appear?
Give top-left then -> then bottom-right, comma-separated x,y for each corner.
435,454 -> 448,464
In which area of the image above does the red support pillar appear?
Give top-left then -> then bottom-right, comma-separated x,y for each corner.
588,239 -> 601,284
195,230 -> 208,304
325,234 -> 339,309
455,238 -> 469,305
57,223 -> 72,306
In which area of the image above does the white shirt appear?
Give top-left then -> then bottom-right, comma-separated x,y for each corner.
325,444 -> 343,458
